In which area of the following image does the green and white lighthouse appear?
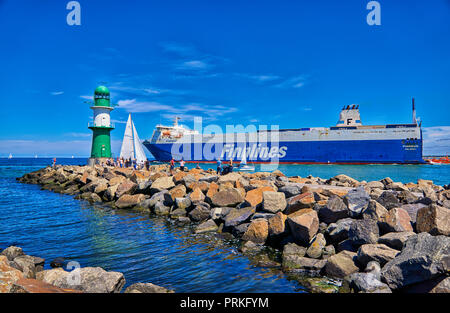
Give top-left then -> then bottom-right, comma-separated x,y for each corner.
88,86 -> 114,162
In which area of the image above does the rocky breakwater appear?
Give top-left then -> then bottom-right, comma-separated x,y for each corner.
17,165 -> 450,293
0,246 -> 174,293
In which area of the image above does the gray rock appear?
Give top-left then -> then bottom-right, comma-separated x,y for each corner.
232,223 -> 250,237
326,218 -> 354,243
336,239 -> 358,253
262,191 -> 287,213
148,190 -> 174,209
125,282 -> 174,293
376,191 -> 400,210
377,231 -> 415,250
348,219 -> 379,247
278,184 -> 303,198
188,203 -> 211,222
362,200 -> 388,221
170,208 -> 187,218
1,246 -> 24,261
195,219 -> 219,233
349,272 -> 391,293
282,256 -> 327,275
400,203 -> 426,223
13,255 -> 37,278
175,197 -> 192,211
356,243 -> 400,267
343,187 -> 370,217
251,212 -> 275,220
365,261 -> 381,280
52,267 -> 125,293
154,202 -> 171,215
210,207 -> 232,220
319,196 -> 349,223
306,233 -> 326,259
224,206 -> 256,228
381,233 -> 450,290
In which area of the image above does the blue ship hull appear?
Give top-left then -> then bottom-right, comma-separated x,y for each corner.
143,139 -> 425,164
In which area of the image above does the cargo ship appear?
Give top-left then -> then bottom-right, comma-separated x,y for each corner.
143,99 -> 425,164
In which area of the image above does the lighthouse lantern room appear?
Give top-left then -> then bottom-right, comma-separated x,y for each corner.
88,86 -> 114,164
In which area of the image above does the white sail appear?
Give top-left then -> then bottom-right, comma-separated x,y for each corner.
120,114 -> 147,164
120,114 -> 135,160
132,121 -> 147,164
241,146 -> 247,165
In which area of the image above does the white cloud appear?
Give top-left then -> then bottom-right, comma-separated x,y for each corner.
177,60 -> 210,70
422,126 -> 450,155
236,73 -> 281,83
51,91 -> 64,95
275,75 -> 307,89
117,99 -> 174,113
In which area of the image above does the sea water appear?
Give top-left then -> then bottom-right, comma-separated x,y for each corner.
1,158 -> 449,292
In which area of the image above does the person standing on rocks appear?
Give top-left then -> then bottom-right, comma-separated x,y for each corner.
52,158 -> 56,168
217,158 -> 222,175
170,158 -> 175,174
180,159 -> 185,171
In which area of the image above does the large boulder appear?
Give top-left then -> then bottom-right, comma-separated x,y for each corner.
268,212 -> 288,237
400,203 -> 426,223
188,203 -> 211,222
175,197 -> 192,211
286,192 -> 316,214
278,184 -> 303,198
362,200 -> 388,222
189,188 -> 206,203
218,172 -> 244,185
244,187 -> 275,207
115,194 -> 146,209
211,188 -> 244,207
151,177 -> 175,192
381,233 -> 450,290
282,243 -> 326,274
319,196 -> 349,223
348,219 -> 379,246
324,251 -> 359,278
115,180 -> 138,198
306,233 -> 326,259
124,282 -> 174,293
376,191 -> 400,210
326,218 -> 354,243
146,190 -> 174,209
377,231 -> 415,250
262,191 -> 286,213
1,246 -> 24,261
343,187 -> 370,217
379,208 -> 413,233
46,267 -> 125,293
194,219 -> 219,234
348,272 -> 391,293
0,255 -> 24,292
357,244 -> 400,267
10,278 -> 82,293
287,209 -> 319,245
416,204 -> 450,235
169,184 -> 186,200
224,207 -> 256,228
242,219 -> 269,244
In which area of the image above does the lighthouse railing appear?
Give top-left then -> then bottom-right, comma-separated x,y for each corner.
88,122 -> 115,128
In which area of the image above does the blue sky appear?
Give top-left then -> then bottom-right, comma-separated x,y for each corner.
0,0 -> 449,157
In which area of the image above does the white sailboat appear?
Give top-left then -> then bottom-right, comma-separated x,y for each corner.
236,146 -> 255,172
120,114 -> 147,165
8,153 -> 12,159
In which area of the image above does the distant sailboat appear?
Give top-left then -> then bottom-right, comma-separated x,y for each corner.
120,114 -> 147,164
8,153 -> 12,159
34,154 -> 38,159
236,146 -> 255,172
71,155 -> 74,159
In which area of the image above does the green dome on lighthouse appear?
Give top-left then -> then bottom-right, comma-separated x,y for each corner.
94,85 -> 110,95
93,85 -> 111,107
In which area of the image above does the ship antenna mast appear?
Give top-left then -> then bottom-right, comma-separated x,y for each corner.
412,97 -> 417,125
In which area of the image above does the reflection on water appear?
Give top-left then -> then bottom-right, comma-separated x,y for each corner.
0,160 -> 304,292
